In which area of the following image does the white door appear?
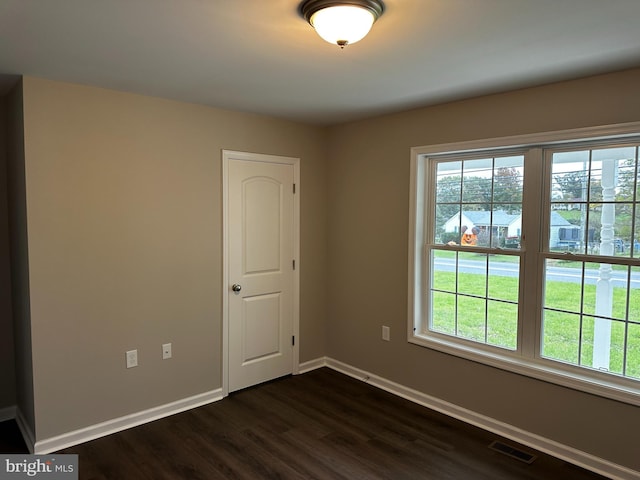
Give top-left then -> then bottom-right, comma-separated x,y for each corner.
223,151 -> 299,393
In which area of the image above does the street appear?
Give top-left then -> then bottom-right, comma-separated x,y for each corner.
433,257 -> 640,288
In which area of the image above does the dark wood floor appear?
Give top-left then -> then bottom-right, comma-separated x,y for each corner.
1,368 -> 608,479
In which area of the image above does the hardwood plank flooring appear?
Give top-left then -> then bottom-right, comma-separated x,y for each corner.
1,368 -> 608,479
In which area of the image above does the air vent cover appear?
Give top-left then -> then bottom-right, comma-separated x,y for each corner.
489,440 -> 537,464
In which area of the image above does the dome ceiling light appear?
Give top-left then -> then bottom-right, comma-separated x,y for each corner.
299,0 -> 385,48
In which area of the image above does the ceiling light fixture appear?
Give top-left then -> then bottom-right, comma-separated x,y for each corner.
299,0 -> 385,48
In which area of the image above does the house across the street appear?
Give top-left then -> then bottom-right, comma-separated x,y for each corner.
443,210 -> 581,248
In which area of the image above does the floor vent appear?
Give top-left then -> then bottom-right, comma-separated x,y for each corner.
489,440 -> 537,464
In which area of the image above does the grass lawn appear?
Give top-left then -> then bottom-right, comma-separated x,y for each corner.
433,249 -> 521,263
431,270 -> 640,379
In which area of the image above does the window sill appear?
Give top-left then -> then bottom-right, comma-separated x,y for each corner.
409,333 -> 640,407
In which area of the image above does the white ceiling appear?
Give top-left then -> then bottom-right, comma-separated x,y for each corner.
1,0 -> 640,126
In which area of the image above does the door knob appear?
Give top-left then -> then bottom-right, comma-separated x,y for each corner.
232,284 -> 242,292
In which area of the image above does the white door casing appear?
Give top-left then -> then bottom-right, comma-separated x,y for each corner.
222,150 -> 299,394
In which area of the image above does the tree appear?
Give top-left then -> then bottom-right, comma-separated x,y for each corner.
616,159 -> 638,203
554,171 -> 587,201
461,176 -> 492,208
612,159 -> 637,241
493,167 -> 523,213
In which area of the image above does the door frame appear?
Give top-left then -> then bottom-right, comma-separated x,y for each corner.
221,150 -> 300,397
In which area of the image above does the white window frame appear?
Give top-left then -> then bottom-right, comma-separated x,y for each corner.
408,122 -> 640,406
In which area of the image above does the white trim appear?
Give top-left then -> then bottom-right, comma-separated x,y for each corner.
411,121 -> 640,157
0,404 -> 16,422
33,388 -> 223,454
298,357 -> 327,374
221,150 -> 301,396
15,408 -> 35,454
324,358 -> 640,480
222,151 -> 230,397
292,159 -> 301,375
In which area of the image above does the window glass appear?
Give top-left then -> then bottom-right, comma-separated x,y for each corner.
434,156 -> 524,249
549,147 -> 638,256
541,260 -> 639,376
429,155 -> 523,350
543,144 -> 640,379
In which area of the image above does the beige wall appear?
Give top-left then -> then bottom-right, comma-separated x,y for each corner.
325,67 -> 640,471
0,94 -> 16,412
20,76 -> 327,440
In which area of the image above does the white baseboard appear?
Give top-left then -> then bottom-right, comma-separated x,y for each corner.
324,357 -> 639,480
15,408 -> 35,454
34,388 -> 224,454
298,357 -> 328,374
0,405 -> 16,423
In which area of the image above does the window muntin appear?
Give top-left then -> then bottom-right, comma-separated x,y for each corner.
410,125 -> 640,405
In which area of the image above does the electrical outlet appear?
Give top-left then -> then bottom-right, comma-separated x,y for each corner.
382,326 -> 390,341
162,343 -> 172,360
126,349 -> 138,368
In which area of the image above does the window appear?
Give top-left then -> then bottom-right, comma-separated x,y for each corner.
409,123 -> 640,404
431,155 -> 524,350
543,146 -> 640,379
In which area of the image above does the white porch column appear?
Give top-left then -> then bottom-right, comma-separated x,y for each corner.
593,158 -> 617,370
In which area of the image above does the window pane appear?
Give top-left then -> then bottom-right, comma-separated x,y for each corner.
605,319 -> 626,376
432,250 -> 457,292
435,162 -> 463,245
436,205 -> 461,244
626,323 -> 640,379
458,252 -> 486,297
435,162 -> 462,203
457,295 -> 486,342
549,211 -> 583,253
615,153 -> 638,203
543,260 -> 583,313
580,316 -> 626,375
462,159 -> 492,204
591,146 -> 636,202
487,255 -> 519,302
494,156 -> 524,204
551,150 -> 589,204
579,316 -> 594,368
581,263 -> 627,320
542,310 -> 581,365
430,291 -> 456,335
487,301 -> 517,350
586,203 -> 634,258
497,206 -> 522,248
